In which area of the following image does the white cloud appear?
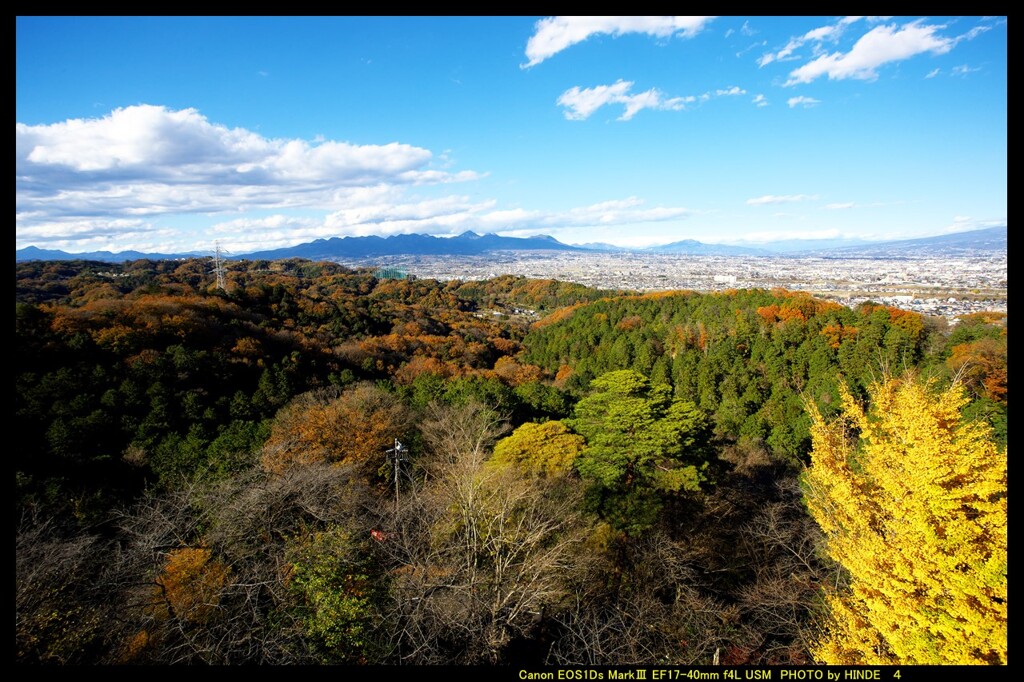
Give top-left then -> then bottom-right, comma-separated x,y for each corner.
940,216 -> 1006,234
752,94 -> 769,107
14,215 -> 182,253
557,80 -> 633,120
758,16 -> 863,67
523,16 -> 715,67
747,194 -> 818,206
17,105 -> 485,250
16,104 -> 469,187
735,39 -> 767,58
621,91 -> 687,121
951,64 -> 981,77
784,20 -> 953,85
926,68 -> 941,78
787,96 -> 821,108
826,202 -> 856,210
558,81 -> 750,121
740,20 -> 756,37
559,197 -> 690,225
715,86 -> 746,96
17,217 -> 154,240
15,105 -> 703,254
210,215 -> 319,234
961,24 -> 992,41
557,80 -> 686,121
147,194 -> 694,254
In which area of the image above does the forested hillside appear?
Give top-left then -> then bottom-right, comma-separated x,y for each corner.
15,258 -> 1006,665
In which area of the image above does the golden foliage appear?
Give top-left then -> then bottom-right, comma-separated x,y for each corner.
153,548 -> 231,624
958,311 -> 1006,326
804,376 -> 1006,664
491,420 -> 585,478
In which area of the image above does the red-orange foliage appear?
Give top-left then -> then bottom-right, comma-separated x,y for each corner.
488,336 -> 521,356
492,356 -> 544,386
48,294 -> 241,348
948,338 -> 1007,404
261,384 -> 409,474
393,356 -> 463,384
531,305 -> 580,330
819,323 -> 859,350
616,315 -> 644,331
777,304 -> 807,324
554,364 -> 574,388
757,304 -> 780,325
760,296 -> 841,329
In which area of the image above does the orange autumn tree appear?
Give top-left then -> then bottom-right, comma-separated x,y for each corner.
947,336 -> 1007,405
803,375 -> 1006,665
262,383 -> 410,475
153,548 -> 231,624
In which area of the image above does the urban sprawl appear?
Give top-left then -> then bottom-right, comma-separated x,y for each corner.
336,251 -> 1006,323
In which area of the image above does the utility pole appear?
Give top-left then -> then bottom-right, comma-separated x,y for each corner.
385,438 -> 407,514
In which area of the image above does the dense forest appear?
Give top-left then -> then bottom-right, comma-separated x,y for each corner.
15,257 -> 1007,665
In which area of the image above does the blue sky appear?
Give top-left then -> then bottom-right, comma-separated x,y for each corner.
16,16 -> 1007,253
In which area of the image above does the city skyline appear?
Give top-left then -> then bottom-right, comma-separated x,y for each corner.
16,16 -> 1007,254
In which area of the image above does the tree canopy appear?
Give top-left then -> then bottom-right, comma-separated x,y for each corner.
803,376 -> 1007,665
570,369 -> 713,535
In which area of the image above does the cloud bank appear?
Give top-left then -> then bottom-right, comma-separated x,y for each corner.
16,105 -> 483,250
17,105 -> 696,253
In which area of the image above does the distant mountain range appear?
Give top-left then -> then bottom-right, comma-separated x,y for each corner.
16,226 -> 1006,263
238,231 -> 586,260
15,246 -> 200,262
787,226 -> 1007,258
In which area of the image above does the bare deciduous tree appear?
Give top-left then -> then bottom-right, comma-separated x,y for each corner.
374,401 -> 588,664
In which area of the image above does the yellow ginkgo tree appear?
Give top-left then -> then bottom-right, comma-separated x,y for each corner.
803,375 -> 1006,665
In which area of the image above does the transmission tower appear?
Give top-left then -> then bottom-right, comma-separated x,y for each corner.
213,242 -> 227,290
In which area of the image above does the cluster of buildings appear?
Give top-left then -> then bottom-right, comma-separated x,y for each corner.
336,251 -> 1006,323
